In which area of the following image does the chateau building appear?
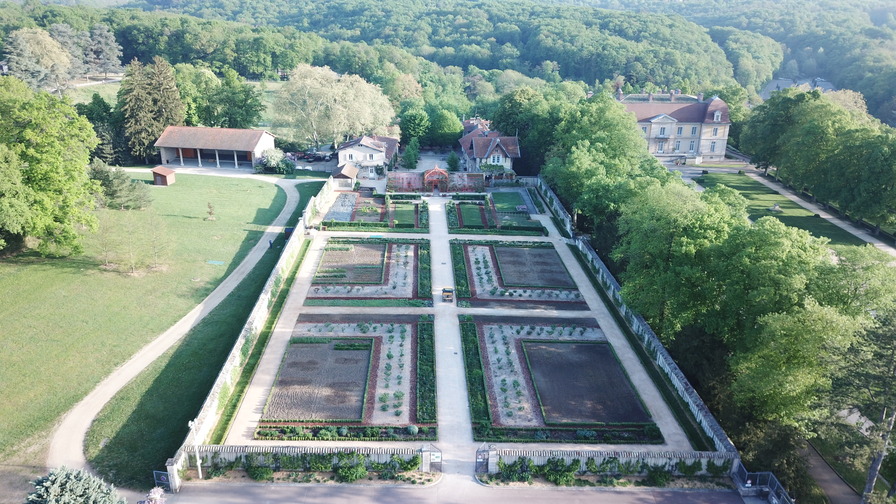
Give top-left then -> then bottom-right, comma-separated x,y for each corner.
617,91 -> 730,164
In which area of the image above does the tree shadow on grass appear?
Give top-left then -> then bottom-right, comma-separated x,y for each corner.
85,241 -> 283,490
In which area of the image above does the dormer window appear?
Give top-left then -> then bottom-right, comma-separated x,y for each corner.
714,111 -> 722,122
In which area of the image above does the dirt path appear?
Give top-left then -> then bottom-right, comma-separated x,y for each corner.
804,442 -> 861,504
43,169 -> 316,494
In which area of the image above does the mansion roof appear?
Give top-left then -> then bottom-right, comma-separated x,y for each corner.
620,94 -> 730,124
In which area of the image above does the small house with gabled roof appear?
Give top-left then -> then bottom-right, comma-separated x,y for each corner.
154,126 -> 275,168
458,123 -> 521,173
336,135 -> 399,178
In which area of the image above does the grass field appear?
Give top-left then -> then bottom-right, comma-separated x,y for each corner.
491,191 -> 526,212
0,173 -> 320,461
696,173 -> 866,247
459,204 -> 486,227
64,81 -> 121,106
82,179 -> 322,489
393,203 -> 417,227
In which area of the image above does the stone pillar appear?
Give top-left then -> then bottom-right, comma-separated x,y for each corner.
178,148 -> 184,166
234,151 -> 239,168
197,148 -> 202,167
215,150 -> 220,168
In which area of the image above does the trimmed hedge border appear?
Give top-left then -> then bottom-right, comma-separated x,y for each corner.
460,320 -> 491,425
416,320 -> 437,424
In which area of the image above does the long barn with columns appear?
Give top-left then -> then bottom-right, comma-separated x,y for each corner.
154,126 -> 276,169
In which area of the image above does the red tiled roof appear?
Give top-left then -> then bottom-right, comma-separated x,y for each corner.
472,136 -> 521,159
622,96 -> 730,124
154,126 -> 274,151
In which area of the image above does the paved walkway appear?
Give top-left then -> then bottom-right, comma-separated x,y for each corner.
804,443 -> 861,504
44,168 -> 320,498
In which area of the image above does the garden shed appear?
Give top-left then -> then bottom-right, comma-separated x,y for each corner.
333,163 -> 359,190
151,166 -> 175,186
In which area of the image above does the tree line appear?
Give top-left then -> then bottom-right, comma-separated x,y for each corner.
128,0 -> 741,90
532,90 -> 896,502
742,87 -> 896,234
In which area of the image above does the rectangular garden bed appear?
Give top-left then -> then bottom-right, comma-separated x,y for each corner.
263,338 -> 373,422
450,240 -> 587,310
306,237 -> 432,307
446,201 -> 545,236
321,193 -> 428,232
523,341 -> 651,424
257,314 -> 437,437
459,315 -> 662,444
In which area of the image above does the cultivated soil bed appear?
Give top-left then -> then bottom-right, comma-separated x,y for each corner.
256,314 -> 437,439
306,238 -> 431,306
453,241 -> 588,310
462,316 -> 662,444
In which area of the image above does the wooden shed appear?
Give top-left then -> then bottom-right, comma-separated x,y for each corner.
151,166 -> 176,186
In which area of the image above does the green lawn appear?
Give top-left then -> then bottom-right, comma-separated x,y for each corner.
0,173 -> 320,459
64,81 -> 121,106
393,203 -> 417,227
85,182 -> 321,489
459,203 -> 486,227
696,173 -> 866,247
491,191 -> 526,212
85,245 -> 282,488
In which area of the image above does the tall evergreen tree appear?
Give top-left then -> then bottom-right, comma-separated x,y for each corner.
87,24 -> 123,81
3,28 -> 73,93
119,57 -> 185,162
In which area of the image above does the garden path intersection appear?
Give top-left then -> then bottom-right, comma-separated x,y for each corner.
45,172 -> 749,503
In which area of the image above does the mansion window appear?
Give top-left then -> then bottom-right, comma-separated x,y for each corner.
689,140 -> 696,152
490,155 -> 502,164
641,126 -> 647,134
659,126 -> 666,136
348,153 -> 354,160
710,141 -> 717,153
367,153 -> 374,160
657,141 -> 665,154
691,126 -> 698,136
676,126 -> 683,135
712,127 -> 719,137
674,140 -> 681,152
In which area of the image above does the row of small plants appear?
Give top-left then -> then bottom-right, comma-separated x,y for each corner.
416,318 -> 437,423
235,452 -> 423,483
473,424 -> 663,444
526,187 -> 546,213
451,239 -> 553,248
451,194 -> 487,201
487,456 -> 731,487
254,424 -> 436,442
418,201 -> 429,228
304,298 -> 432,307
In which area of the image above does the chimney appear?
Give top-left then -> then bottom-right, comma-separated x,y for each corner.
648,92 -> 653,102
697,92 -> 704,101
670,93 -> 676,103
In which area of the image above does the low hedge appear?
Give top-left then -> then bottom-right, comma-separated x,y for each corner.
416,322 -> 437,423
460,322 -> 490,424
450,243 -> 471,297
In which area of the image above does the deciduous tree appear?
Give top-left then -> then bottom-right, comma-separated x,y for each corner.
0,76 -> 98,255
